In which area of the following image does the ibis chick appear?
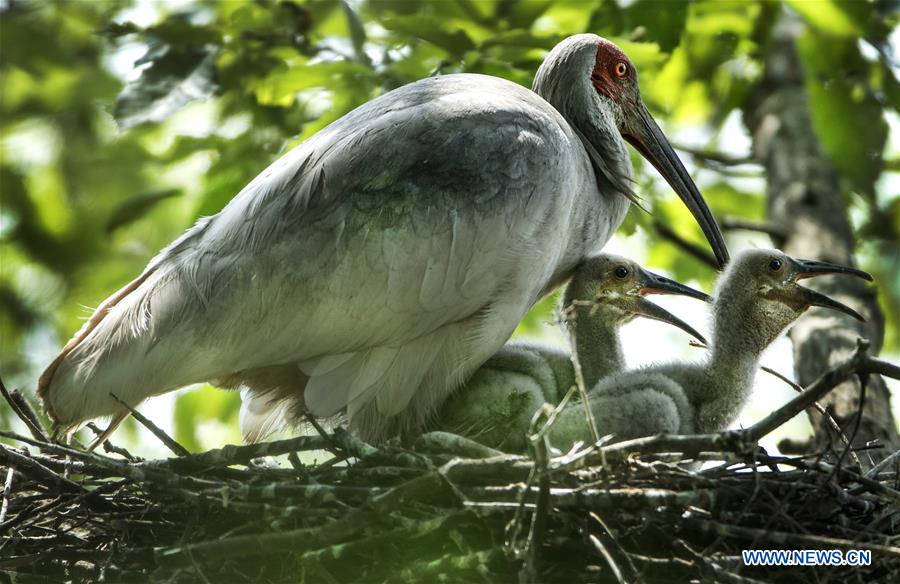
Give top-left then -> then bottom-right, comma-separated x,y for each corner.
435,255 -> 708,451
554,248 -> 872,444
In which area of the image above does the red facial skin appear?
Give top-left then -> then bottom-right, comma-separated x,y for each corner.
591,39 -> 636,101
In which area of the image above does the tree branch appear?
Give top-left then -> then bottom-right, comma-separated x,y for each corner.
110,393 -> 189,457
672,142 -> 754,167
652,220 -> 719,270
0,376 -> 49,443
745,14 -> 899,459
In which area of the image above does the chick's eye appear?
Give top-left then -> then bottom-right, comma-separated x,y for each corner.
614,62 -> 628,78
614,266 -> 629,279
769,258 -> 783,271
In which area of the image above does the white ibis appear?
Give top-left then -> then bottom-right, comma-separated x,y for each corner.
434,254 -> 708,451
38,34 -> 729,444
556,248 -> 872,442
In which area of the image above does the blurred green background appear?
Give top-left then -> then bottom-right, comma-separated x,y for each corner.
1,0 -> 898,456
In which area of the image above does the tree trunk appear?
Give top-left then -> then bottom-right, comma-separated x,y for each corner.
744,16 -> 899,463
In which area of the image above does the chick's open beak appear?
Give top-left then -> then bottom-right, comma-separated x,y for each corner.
638,269 -> 710,302
791,258 -> 873,322
630,268 -> 709,345
793,259 -> 873,282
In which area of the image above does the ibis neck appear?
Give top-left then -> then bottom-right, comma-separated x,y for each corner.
532,41 -> 633,205
705,305 -> 767,405
567,305 -> 625,388
562,271 -> 625,388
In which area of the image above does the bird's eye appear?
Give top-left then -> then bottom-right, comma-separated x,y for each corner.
614,266 -> 629,279
769,258 -> 783,271
614,62 -> 628,78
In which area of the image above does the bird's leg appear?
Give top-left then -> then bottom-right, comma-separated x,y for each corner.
86,410 -> 129,452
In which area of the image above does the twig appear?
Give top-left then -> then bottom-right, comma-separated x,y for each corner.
590,512 -> 638,581
672,142 -> 753,166
564,307 -> 601,444
145,433 -> 332,473
589,534 -> 626,584
588,431 -> 749,464
466,485 -> 714,509
110,393 -> 189,457
414,432 -> 505,459
0,377 -> 48,442
532,385 -> 578,445
864,448 -> 900,479
305,414 -> 345,457
331,427 -> 377,458
300,512 -> 466,571
719,216 -> 786,239
0,444 -> 85,493
681,517 -> 900,556
760,454 -> 900,499
187,549 -> 214,584
389,550 -> 503,583
86,422 -> 139,461
0,467 -> 14,525
158,470 -> 450,566
652,220 -> 719,270
864,358 -> 900,380
745,340 -> 871,442
829,374 -> 867,480
519,405 -> 553,582
760,366 -> 859,467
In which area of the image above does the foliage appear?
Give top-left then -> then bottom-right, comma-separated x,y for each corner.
1,0 -> 898,442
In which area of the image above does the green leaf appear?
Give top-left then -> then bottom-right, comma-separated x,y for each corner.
536,0 -> 600,34
114,47 -> 219,129
480,29 -> 562,51
621,0 -> 689,52
500,0 -> 554,30
105,188 -> 181,234
341,0 -> 372,66
381,15 -> 476,56
252,60 -> 371,106
515,292 -> 560,337
784,0 -> 867,37
796,32 -> 888,196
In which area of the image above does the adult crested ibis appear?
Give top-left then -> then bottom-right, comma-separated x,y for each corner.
434,254 -> 708,452
38,34 -> 729,444
563,249 -> 872,441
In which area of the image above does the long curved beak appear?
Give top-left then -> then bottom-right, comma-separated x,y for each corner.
638,268 -> 710,302
793,258 -> 873,282
791,258 -> 872,322
623,103 -> 730,268
631,267 -> 709,344
630,296 -> 708,345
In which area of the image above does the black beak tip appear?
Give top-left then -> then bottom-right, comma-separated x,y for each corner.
714,248 -> 730,269
644,272 -> 710,302
796,259 -> 874,282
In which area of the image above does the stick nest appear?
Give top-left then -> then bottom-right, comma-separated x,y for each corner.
1,344 -> 899,583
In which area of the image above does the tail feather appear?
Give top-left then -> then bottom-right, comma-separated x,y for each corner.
38,262 -> 227,433
220,364 -> 309,443
38,268 -> 158,429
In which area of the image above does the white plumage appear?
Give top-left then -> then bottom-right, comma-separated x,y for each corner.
39,35 -> 728,444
